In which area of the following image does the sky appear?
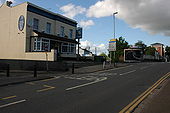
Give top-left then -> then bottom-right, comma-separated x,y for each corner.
1,0 -> 170,55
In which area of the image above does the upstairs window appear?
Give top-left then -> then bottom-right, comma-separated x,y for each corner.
69,29 -> 73,39
60,26 -> 64,37
33,18 -> 39,31
46,22 -> 51,34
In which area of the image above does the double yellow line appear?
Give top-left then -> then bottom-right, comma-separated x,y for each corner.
119,72 -> 170,113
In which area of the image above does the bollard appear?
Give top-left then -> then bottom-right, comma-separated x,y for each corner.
103,61 -> 106,69
34,64 -> 37,77
72,63 -> 74,74
6,64 -> 10,77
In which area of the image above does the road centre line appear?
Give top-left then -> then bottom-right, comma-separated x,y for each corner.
66,77 -> 107,91
26,82 -> 35,85
103,65 -> 134,72
37,85 -> 55,92
0,96 -> 16,100
140,66 -> 151,70
0,99 -> 26,108
119,70 -> 136,76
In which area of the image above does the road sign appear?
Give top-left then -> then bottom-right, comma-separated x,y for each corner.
109,39 -> 116,51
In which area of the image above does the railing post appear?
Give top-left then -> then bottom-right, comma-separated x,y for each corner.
6,64 -> 10,77
72,63 -> 74,74
34,64 -> 37,77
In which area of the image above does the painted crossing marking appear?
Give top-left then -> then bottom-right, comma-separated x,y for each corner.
66,77 -> 107,91
119,70 -> 136,76
0,99 -> 26,108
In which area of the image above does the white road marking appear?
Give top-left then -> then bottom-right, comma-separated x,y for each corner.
119,70 -> 136,76
102,65 -> 134,72
0,99 -> 26,108
66,77 -> 107,91
140,66 -> 150,70
41,76 -> 61,82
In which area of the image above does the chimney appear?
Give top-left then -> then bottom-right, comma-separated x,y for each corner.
6,1 -> 12,7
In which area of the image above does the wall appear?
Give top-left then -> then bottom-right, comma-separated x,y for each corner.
0,3 -> 27,60
25,49 -> 55,61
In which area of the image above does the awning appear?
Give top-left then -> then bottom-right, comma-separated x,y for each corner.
31,30 -> 79,44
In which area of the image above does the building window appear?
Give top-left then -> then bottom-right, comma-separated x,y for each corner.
33,18 -> 39,31
33,37 -> 50,51
62,43 -> 68,52
70,44 -> 75,53
60,26 -> 64,37
61,43 -> 75,53
69,29 -> 73,39
46,22 -> 51,34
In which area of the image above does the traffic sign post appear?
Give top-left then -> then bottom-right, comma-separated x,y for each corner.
108,39 -> 116,67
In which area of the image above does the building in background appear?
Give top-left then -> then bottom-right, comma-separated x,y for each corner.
151,43 -> 164,56
0,1 -> 79,61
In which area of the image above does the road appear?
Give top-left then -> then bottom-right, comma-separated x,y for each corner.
0,62 -> 170,113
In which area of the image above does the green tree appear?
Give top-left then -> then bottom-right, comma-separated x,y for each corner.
135,40 -> 147,50
99,52 -> 110,60
165,46 -> 170,56
109,37 -> 129,62
145,46 -> 156,56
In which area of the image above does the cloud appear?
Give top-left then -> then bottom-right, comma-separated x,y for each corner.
60,3 -> 86,19
80,40 -> 107,55
79,20 -> 94,28
86,0 -> 170,36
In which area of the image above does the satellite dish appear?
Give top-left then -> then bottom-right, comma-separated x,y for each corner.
0,0 -> 6,7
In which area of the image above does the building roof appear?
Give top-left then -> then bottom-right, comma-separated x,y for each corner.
151,43 -> 163,45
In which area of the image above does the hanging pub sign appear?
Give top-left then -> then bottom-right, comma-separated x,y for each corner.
18,15 -> 25,31
76,27 -> 82,39
108,39 -> 116,51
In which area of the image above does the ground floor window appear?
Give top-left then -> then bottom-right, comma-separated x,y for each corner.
61,43 -> 76,54
33,37 -> 50,51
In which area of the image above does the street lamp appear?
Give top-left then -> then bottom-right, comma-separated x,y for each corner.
113,12 -> 118,39
113,12 -> 118,67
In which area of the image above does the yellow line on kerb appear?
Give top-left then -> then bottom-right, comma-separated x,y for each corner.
0,95 -> 17,100
119,72 -> 170,113
37,85 -> 55,92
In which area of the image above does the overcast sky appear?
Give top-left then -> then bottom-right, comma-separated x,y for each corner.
1,0 -> 170,55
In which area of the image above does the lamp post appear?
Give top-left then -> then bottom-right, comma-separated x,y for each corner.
113,12 -> 118,67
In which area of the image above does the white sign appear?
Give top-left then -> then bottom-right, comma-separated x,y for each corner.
108,39 -> 116,51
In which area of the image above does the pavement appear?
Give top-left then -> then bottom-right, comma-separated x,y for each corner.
134,77 -> 170,113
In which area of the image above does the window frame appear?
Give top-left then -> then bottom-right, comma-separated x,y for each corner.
33,37 -> 50,52
33,18 -> 39,31
46,22 -> 51,34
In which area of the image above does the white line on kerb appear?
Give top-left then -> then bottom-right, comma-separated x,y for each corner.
66,77 -> 107,91
119,70 -> 136,76
0,99 -> 26,108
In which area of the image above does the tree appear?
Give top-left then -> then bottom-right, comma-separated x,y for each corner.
109,37 -> 129,62
165,46 -> 170,56
135,40 -> 147,50
145,46 -> 156,56
99,52 -> 110,61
